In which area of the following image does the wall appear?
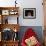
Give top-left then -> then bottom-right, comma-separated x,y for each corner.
18,0 -> 44,26
0,0 -> 44,26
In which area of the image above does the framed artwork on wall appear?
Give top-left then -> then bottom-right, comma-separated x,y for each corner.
23,8 -> 36,19
2,10 -> 9,15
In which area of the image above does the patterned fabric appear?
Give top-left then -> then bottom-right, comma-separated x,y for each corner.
21,28 -> 41,46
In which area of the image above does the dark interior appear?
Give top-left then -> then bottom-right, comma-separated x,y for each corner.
1,28 -> 18,41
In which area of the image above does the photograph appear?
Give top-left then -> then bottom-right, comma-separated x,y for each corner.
23,8 -> 36,19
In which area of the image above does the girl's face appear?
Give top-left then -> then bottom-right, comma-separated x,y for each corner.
27,12 -> 32,16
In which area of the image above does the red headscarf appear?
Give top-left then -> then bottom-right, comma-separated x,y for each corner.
23,28 -> 36,40
21,28 -> 41,46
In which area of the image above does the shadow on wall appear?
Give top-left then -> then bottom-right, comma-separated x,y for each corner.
18,26 -> 44,44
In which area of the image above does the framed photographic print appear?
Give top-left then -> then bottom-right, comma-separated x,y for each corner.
9,9 -> 18,15
23,8 -> 36,19
2,10 -> 9,15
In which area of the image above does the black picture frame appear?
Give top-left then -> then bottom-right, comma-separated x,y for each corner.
23,8 -> 36,19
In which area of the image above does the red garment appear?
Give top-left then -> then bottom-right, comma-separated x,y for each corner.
21,28 -> 41,46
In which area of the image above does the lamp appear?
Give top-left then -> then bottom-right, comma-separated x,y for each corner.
14,28 -> 17,32
13,27 -> 17,32
15,0 -> 17,7
13,28 -> 18,41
